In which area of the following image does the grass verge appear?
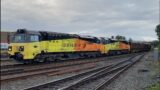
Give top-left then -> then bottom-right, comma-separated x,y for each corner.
147,83 -> 160,90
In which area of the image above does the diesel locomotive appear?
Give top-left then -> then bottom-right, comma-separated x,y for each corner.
8,29 -> 151,63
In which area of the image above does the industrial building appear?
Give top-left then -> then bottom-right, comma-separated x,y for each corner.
1,31 -> 11,49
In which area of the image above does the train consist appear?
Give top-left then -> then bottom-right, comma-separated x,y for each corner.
8,29 -> 151,63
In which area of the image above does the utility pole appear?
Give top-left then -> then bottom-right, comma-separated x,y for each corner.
159,0 -> 160,24
158,0 -> 160,64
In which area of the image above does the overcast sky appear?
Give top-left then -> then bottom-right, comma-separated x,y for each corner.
1,0 -> 159,41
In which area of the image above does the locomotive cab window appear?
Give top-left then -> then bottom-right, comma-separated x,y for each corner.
11,34 -> 40,43
28,35 -> 39,42
11,34 -> 26,43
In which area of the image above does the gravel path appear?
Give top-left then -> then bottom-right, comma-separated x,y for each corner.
105,52 -> 160,90
0,59 -> 20,66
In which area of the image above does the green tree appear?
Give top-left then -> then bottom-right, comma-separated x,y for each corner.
129,38 -> 133,43
156,24 -> 160,41
155,24 -> 160,51
116,35 -> 126,41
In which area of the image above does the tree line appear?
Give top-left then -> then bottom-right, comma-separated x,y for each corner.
156,24 -> 160,51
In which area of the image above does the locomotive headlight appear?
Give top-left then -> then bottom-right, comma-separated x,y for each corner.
8,46 -> 12,51
19,46 -> 24,51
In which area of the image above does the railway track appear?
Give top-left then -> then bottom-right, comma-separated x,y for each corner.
24,54 -> 145,90
0,52 -> 139,70
0,53 -> 139,81
0,61 -> 97,81
1,53 -> 140,76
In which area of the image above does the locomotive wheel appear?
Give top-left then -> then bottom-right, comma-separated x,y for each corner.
34,54 -> 45,63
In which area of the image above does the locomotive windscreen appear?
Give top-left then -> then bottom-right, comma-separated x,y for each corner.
10,34 -> 39,43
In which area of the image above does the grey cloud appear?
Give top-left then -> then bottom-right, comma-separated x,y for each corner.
1,0 -> 159,41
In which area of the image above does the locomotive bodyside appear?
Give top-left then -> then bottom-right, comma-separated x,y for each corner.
105,40 -> 130,54
8,29 -> 106,63
8,29 -> 151,63
75,39 -> 105,54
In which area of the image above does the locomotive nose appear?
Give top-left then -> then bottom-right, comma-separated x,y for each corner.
8,44 -> 26,60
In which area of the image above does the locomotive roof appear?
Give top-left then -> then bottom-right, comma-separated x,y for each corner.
16,29 -> 41,35
78,35 -> 97,39
15,29 -> 131,42
39,31 -> 80,38
16,29 -> 100,39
